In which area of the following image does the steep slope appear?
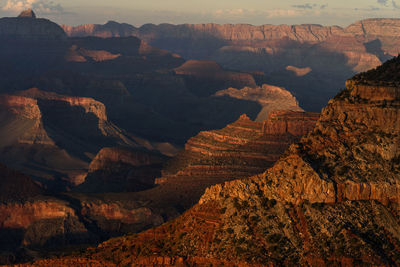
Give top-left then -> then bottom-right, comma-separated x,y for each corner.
48,56 -> 400,266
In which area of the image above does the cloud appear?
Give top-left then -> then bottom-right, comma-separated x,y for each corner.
213,8 -> 306,19
292,3 -> 316,9
266,9 -> 303,18
377,0 -> 388,5
2,0 -> 64,14
354,6 -> 380,11
292,3 -> 328,10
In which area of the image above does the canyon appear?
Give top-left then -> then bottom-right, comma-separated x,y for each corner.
0,106 -> 318,265
2,9 -> 400,266
38,55 -> 400,266
62,18 -> 400,111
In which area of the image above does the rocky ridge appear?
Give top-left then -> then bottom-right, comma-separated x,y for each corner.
43,56 -> 400,266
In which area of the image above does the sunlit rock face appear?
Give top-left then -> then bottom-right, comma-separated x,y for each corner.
153,111 -> 318,209
214,84 -> 303,121
49,56 -> 400,267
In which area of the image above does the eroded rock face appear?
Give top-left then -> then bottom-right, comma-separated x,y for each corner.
156,111 -> 318,209
214,84 -> 304,121
62,57 -> 400,266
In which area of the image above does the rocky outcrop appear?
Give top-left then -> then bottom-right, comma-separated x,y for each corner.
214,84 -> 303,121
18,9 -> 36,18
75,147 -> 166,193
0,10 -> 66,40
263,110 -> 320,136
60,56 -> 400,266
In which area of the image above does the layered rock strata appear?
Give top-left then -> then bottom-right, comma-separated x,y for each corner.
155,111 -> 318,208
52,57 -> 400,266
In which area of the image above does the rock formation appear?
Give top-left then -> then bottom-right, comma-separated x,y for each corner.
0,9 -> 66,40
154,111 -> 318,208
214,84 -> 304,121
75,147 -> 166,193
18,9 -> 36,18
46,55 -> 400,266
0,88 -> 140,189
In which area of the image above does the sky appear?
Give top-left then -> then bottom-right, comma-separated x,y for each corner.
0,0 -> 400,27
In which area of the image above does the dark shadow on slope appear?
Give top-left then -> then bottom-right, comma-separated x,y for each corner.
364,39 -> 393,64
37,99 -> 114,162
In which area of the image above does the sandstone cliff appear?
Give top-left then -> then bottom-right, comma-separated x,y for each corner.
51,55 -> 400,266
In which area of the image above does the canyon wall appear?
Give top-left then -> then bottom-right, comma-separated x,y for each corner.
61,19 -> 400,111
57,57 -> 400,266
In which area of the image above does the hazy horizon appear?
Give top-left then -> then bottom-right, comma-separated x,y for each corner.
0,0 -> 400,27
